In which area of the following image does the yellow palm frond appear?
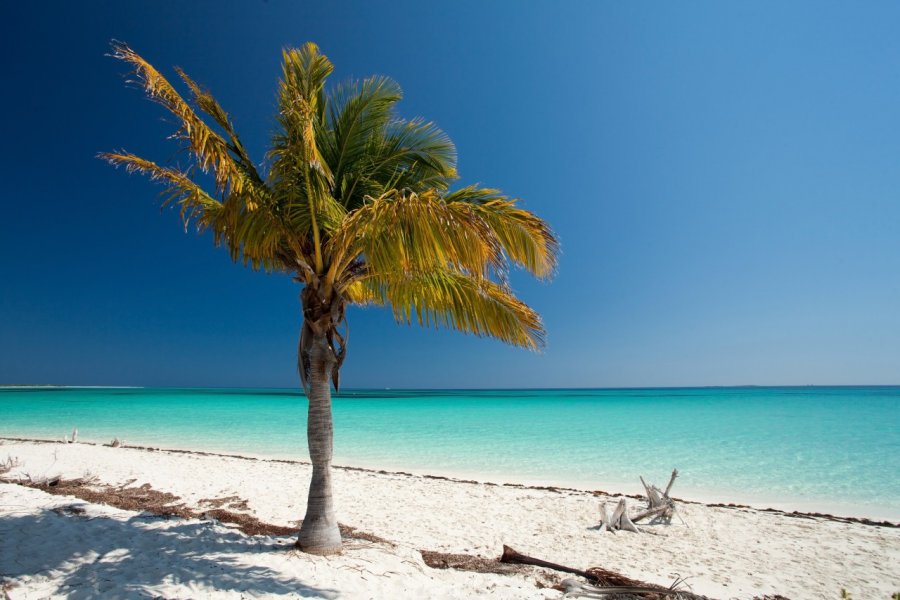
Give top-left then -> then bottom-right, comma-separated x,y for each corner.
326,188 -> 503,284
356,269 -> 544,350
275,44 -> 334,186
101,151 -> 287,271
110,41 -> 249,196
99,151 -> 223,229
270,43 -> 341,271
446,185 -> 558,279
342,279 -> 377,304
174,67 -> 263,187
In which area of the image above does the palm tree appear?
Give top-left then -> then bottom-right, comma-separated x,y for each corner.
101,41 -> 558,555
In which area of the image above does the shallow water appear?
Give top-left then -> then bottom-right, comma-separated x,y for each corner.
1,386 -> 898,519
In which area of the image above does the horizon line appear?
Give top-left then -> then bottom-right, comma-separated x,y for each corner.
3,384 -> 899,391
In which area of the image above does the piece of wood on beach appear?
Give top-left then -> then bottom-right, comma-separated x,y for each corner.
597,469 -> 679,531
632,469 -> 678,524
597,503 -> 610,532
663,468 -> 679,497
599,497 -> 641,533
618,508 -> 639,533
631,503 -> 672,523
610,497 -> 626,527
499,545 -> 704,598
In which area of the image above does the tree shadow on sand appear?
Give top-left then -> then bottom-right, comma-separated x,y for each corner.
0,504 -> 339,599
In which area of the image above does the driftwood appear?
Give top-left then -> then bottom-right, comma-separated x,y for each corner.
634,469 -> 678,524
499,545 -> 697,598
500,544 -> 597,580
599,469 -> 679,532
599,498 -> 639,532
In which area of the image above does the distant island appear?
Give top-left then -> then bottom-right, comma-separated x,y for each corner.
0,384 -> 66,388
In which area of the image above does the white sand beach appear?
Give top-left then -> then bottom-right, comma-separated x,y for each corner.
1,439 -> 898,599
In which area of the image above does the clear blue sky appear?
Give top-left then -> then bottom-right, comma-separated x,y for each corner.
2,1 -> 899,388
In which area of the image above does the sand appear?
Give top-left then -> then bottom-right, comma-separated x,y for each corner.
1,439 -> 898,599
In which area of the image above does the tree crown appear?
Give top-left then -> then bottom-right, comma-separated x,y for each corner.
101,42 -> 558,350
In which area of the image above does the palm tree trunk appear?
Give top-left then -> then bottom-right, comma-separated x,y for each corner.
296,330 -> 342,555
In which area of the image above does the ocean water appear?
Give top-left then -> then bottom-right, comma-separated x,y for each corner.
1,386 -> 898,519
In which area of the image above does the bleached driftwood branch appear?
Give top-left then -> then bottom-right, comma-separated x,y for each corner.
634,469 -> 678,524
598,498 -> 639,532
598,469 -> 679,532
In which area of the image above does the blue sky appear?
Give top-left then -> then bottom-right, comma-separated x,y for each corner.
2,1 -> 899,388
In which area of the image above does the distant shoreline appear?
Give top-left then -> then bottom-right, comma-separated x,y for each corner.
0,385 -> 144,389
3,384 -> 900,391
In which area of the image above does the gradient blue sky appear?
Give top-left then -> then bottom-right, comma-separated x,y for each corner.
2,1 -> 899,388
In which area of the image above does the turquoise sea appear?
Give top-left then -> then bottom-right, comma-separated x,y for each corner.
1,386 -> 898,520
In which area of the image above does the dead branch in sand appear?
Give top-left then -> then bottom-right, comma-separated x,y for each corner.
634,469 -> 678,524
499,545 -> 706,598
599,498 -> 640,533
599,469 -> 679,532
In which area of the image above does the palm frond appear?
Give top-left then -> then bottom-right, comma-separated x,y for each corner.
375,118 -> 457,189
338,117 -> 457,211
358,269 -> 544,349
326,188 -> 502,283
109,41 -> 249,196
270,43 -> 342,271
342,279 -> 377,304
173,67 -> 264,187
101,151 -> 288,271
275,43 -> 334,185
323,76 -> 403,205
99,151 -> 223,229
446,185 -> 559,278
